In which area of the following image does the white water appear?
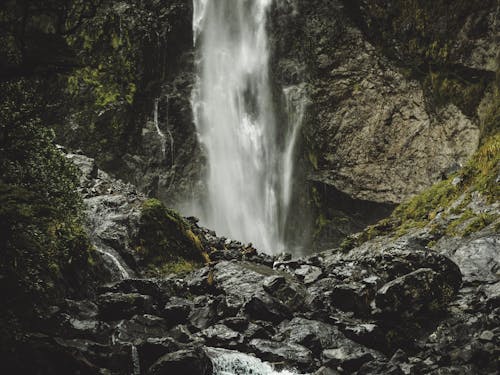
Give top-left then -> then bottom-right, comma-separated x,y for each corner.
153,98 -> 167,158
95,247 -> 130,279
192,0 -> 306,253
207,348 -> 302,375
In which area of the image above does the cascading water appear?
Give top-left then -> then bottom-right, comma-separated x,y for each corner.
207,348 -> 301,375
192,0 -> 306,253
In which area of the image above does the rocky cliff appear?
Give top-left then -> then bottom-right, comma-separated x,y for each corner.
13,0 -> 494,251
269,0 -> 498,249
1,152 -> 497,374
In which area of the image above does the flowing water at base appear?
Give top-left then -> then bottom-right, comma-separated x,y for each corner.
207,348 -> 303,375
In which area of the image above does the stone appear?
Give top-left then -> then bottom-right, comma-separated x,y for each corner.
322,346 -> 376,372
148,348 -> 213,375
196,324 -> 244,349
263,275 -> 306,312
97,292 -> 153,321
294,265 -> 323,284
162,297 -> 192,325
275,317 -> 353,355
374,268 -> 457,317
249,338 -> 313,371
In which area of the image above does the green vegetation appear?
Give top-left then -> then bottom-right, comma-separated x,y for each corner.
342,133 -> 499,251
135,199 -> 207,277
0,79 -> 99,331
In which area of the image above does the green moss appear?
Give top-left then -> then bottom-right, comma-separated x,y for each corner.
308,152 -> 319,170
462,213 -> 495,236
146,259 -> 197,278
352,132 -> 499,245
424,69 -> 487,117
393,178 -> 457,224
135,199 -> 205,271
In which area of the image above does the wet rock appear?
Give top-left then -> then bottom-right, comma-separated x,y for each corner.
249,338 -> 313,371
263,275 -> 306,312
148,347 -> 213,375
189,295 -> 228,331
322,346 -> 377,372
136,337 -> 180,371
244,291 -> 292,323
162,297 -> 193,325
100,278 -> 176,302
330,282 -> 372,315
112,315 -> 170,344
196,324 -> 244,349
374,268 -> 458,317
97,292 -> 153,321
341,322 -> 385,351
221,316 -> 249,331
438,233 -> 500,282
294,265 -> 323,284
274,317 -> 353,355
212,261 -> 276,310
313,367 -> 341,375
243,322 -> 273,340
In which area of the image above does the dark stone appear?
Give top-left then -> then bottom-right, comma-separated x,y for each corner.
196,324 -> 244,349
244,291 -> 291,323
162,297 -> 192,325
112,314 -> 170,345
137,337 -> 180,371
97,292 -> 153,321
148,347 -> 213,375
322,346 -> 376,372
374,268 -> 457,317
249,338 -> 314,371
263,275 -> 306,312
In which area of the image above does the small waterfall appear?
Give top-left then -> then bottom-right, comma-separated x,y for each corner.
281,84 -> 307,224
131,345 -> 140,375
207,348 -> 301,375
153,98 -> 167,158
191,0 -> 306,254
95,246 -> 130,279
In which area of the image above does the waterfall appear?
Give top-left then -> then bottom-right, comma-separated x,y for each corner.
153,98 -> 166,158
191,0 -> 305,253
207,348 -> 301,375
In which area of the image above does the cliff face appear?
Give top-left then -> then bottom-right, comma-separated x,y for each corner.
269,0 -> 498,249
10,0 -> 495,250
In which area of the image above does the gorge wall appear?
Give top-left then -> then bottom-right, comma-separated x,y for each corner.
14,0 -> 496,252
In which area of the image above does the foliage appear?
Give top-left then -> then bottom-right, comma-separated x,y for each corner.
135,199 -> 206,276
346,132 -> 499,248
0,79 -> 97,315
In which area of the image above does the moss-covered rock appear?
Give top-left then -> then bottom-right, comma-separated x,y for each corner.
134,199 -> 206,276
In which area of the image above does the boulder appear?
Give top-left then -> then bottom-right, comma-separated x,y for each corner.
148,348 -> 213,375
97,292 -> 153,321
374,268 -> 457,317
249,338 -> 313,371
322,346 -> 377,373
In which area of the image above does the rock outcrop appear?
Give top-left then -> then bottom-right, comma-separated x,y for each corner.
4,153 -> 497,374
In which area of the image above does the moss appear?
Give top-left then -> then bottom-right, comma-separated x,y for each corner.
135,198 -> 205,271
462,213 -> 495,236
339,235 -> 359,252
352,132 -> 499,245
459,133 -> 500,201
424,69 -> 487,117
145,259 -> 197,278
445,209 -> 475,236
393,178 -> 457,224
308,151 -> 319,170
